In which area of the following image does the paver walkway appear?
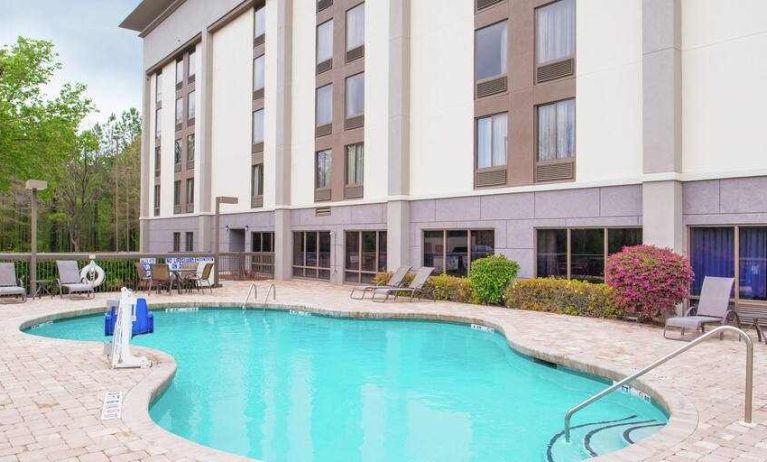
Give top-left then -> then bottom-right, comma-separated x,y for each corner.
0,280 -> 765,461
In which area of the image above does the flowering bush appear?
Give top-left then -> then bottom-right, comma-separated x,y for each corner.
504,278 -> 621,318
468,255 -> 520,304
605,245 -> 693,321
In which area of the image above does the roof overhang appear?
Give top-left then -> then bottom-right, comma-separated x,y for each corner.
119,0 -> 178,33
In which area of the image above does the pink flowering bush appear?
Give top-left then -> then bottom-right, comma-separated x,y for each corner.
605,245 -> 693,321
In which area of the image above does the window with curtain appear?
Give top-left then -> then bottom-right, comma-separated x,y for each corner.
537,98 -> 575,162
186,178 -> 194,206
251,164 -> 263,197
174,140 -> 181,165
740,227 -> 767,301
153,185 -> 160,213
253,55 -> 265,91
186,134 -> 195,163
175,98 -> 183,125
173,181 -> 181,206
187,91 -> 195,120
475,21 -> 507,80
154,147 -> 161,174
155,73 -> 162,102
188,50 -> 196,78
346,3 -> 365,51
185,232 -> 194,252
345,73 -> 364,118
252,109 -> 264,143
254,7 -> 266,38
316,84 -> 332,126
535,0 -> 575,65
477,112 -> 508,168
175,59 -> 183,85
317,20 -> 333,63
345,143 -> 364,185
316,150 -> 331,188
690,227 -> 735,296
155,108 -> 162,137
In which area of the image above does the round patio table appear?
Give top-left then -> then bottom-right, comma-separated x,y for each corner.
33,280 -> 54,299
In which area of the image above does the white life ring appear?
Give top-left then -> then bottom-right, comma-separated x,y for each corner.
81,260 -> 106,287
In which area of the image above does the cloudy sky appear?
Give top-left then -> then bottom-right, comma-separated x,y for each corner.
0,0 -> 143,127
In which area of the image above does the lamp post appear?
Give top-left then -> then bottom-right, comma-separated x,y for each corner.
214,196 -> 238,286
25,180 -> 48,296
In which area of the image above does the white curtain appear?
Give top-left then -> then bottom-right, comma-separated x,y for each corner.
345,73 -> 364,117
316,84 -> 332,125
252,165 -> 263,196
254,7 -> 266,37
175,98 -> 183,124
477,117 -> 492,168
317,20 -> 333,63
346,144 -> 364,185
155,108 -> 162,137
252,109 -> 264,143
536,0 -> 575,65
492,113 -> 507,166
187,91 -> 195,120
346,3 -> 365,50
538,99 -> 575,161
253,55 -> 265,90
477,113 -> 507,168
316,151 -> 331,188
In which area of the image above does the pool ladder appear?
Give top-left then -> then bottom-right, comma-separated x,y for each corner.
563,325 -> 754,442
242,283 -> 277,308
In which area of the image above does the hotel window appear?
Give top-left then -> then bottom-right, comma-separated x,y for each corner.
173,180 -> 181,212
174,139 -> 182,169
186,134 -> 195,165
172,232 -> 181,252
185,178 -> 194,211
317,19 -> 333,71
185,232 -> 194,252
536,228 -> 642,282
253,55 -> 265,92
316,84 -> 332,128
251,164 -> 264,198
154,146 -> 161,177
475,22 -> 507,81
477,112 -> 507,169
252,109 -> 265,144
535,0 -> 575,82
188,50 -> 196,80
175,97 -> 183,126
536,98 -> 575,182
175,59 -> 183,88
423,230 -> 495,277
345,231 -> 387,283
315,150 -> 331,189
155,108 -> 162,138
155,72 -> 162,103
345,73 -> 364,120
254,7 -> 266,43
153,185 -> 160,216
252,232 -> 274,253
187,91 -> 195,121
293,231 -> 332,280
345,143 -> 363,186
346,3 -> 365,59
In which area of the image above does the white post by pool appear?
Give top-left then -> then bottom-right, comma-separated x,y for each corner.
214,196 -> 238,287
25,180 -> 47,296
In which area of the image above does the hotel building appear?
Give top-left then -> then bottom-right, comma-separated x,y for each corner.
121,0 -> 767,304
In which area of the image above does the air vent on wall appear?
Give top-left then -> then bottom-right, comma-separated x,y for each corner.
315,206 -> 331,216
252,88 -> 264,100
476,76 -> 507,98
346,45 -> 365,63
536,161 -> 574,183
344,185 -> 363,199
252,151 -> 264,164
254,34 -> 265,47
344,115 -> 364,131
316,59 -> 332,75
475,168 -> 507,187
252,142 -> 264,154
317,0 -> 332,13
315,189 -> 331,202
536,58 -> 574,83
476,0 -> 502,11
251,196 -> 263,208
315,123 -> 332,138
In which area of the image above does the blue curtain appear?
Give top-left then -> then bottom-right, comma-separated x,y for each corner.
739,227 -> 767,301
691,228 -> 734,295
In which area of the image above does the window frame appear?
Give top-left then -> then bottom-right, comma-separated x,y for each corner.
422,229 -> 496,277
253,54 -> 265,92
345,2 -> 365,53
345,143 -> 364,186
252,109 -> 265,144
185,232 -> 194,252
254,6 -> 266,41
474,20 -> 508,83
315,83 -> 333,128
534,0 -> 576,67
345,72 -> 365,120
155,72 -> 163,104
315,149 -> 332,190
475,111 -> 508,170
187,90 -> 196,122
344,230 -> 387,283
172,232 -> 181,252
186,134 -> 195,166
316,19 -> 334,67
175,59 -> 183,88
154,107 -> 162,139
292,231 -> 332,280
175,97 -> 183,127
251,164 -> 264,198
188,50 -> 196,80
185,178 -> 194,212
153,184 -> 160,216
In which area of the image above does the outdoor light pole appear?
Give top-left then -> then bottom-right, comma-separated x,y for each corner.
214,196 -> 238,287
25,180 -> 48,296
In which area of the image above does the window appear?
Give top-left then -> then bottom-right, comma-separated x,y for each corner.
251,232 -> 274,276
536,0 -> 575,65
345,231 -> 387,283
317,20 -> 333,64
173,181 -> 181,206
174,139 -> 182,166
689,227 -> 738,301
252,109 -> 264,144
187,91 -> 195,121
346,3 -> 365,51
254,6 -> 266,39
423,230 -> 495,276
185,232 -> 194,252
155,72 -> 162,103
293,231 -> 332,279
154,146 -> 161,176
175,97 -> 183,126
739,227 -> 767,301
172,232 -> 181,252
251,164 -> 264,197
315,150 -> 331,189
475,22 -> 507,81
186,178 -> 194,208
477,112 -> 507,168
188,50 -> 196,79
175,59 -> 183,86
155,108 -> 162,138
252,232 -> 274,252
153,185 -> 160,216
537,98 -> 575,162
253,55 -> 265,91
316,84 -> 332,126
345,73 -> 364,119
345,143 -> 364,186
186,134 -> 195,164
536,228 -> 642,281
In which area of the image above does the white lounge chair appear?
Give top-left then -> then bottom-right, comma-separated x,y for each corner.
56,260 -> 95,298
0,262 -> 26,302
372,267 -> 434,302
350,266 -> 411,300
664,276 -> 735,340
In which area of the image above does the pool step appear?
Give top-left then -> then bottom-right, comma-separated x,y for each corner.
545,415 -> 664,462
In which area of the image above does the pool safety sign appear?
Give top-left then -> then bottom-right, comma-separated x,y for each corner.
100,391 -> 123,420
616,383 -> 652,402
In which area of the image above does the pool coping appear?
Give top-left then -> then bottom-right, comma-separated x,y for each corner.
17,301 -> 699,462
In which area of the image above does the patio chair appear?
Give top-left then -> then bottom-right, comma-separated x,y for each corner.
372,267 -> 434,303
350,266 -> 412,300
134,262 -> 152,293
664,276 -> 735,340
148,264 -> 174,295
193,263 -> 214,294
56,260 -> 95,298
0,262 -> 26,302
178,262 -> 201,293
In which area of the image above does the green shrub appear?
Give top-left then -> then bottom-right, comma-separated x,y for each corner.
468,255 -> 519,304
371,271 -> 474,303
504,278 -> 622,318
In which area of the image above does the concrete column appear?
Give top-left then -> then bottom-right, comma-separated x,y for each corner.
273,209 -> 292,280
198,30 -> 215,252
139,75 -> 151,252
641,0 -> 684,251
386,0 -> 412,270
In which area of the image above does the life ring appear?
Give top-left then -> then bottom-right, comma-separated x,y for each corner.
81,260 -> 106,287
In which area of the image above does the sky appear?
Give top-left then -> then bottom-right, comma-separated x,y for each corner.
0,0 -> 143,127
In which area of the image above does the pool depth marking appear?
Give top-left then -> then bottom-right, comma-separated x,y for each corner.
100,391 -> 123,420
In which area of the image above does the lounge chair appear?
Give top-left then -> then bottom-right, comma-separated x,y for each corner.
664,276 -> 735,340
350,266 -> 412,300
0,262 -> 26,302
56,260 -> 95,298
372,267 -> 434,302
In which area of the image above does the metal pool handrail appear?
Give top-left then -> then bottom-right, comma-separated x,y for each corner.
264,283 -> 276,302
563,325 -> 753,442
243,283 -> 257,307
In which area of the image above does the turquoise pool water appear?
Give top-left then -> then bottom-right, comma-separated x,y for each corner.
27,308 -> 667,462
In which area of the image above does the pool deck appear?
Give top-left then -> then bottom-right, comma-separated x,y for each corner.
0,280 -> 765,462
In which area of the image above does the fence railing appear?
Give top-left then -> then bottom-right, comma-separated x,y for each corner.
0,252 -> 275,295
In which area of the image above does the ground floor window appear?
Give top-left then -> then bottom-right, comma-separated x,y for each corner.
293,231 -> 331,280
423,230 -> 495,276
536,227 -> 642,282
251,232 -> 274,278
185,232 -> 194,252
690,226 -> 766,302
172,232 -> 181,252
345,231 -> 386,283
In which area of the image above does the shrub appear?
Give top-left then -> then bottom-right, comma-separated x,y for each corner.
605,245 -> 693,321
468,255 -> 519,304
372,271 -> 474,303
504,278 -> 622,318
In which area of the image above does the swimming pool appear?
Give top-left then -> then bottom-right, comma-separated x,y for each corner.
27,308 -> 667,462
